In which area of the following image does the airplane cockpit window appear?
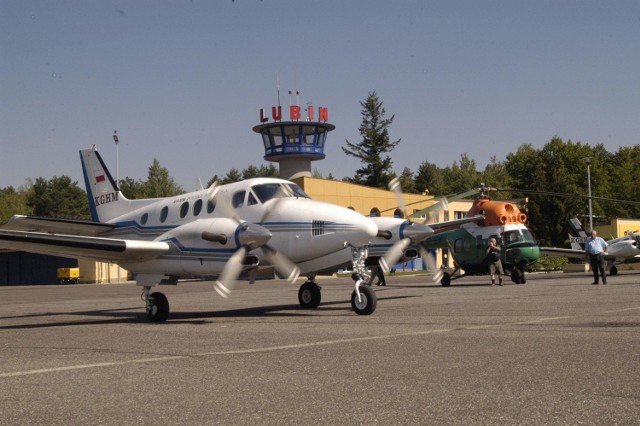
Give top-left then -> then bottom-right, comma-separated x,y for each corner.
232,190 -> 246,208
247,192 -> 258,206
251,183 -> 311,203
253,183 -> 283,203
287,183 -> 310,199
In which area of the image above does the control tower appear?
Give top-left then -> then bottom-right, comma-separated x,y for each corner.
252,104 -> 335,180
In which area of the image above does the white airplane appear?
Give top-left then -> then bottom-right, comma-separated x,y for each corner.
541,217 -> 640,275
0,147 -> 457,321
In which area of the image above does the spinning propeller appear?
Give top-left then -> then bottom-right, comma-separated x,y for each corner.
205,182 -> 299,298
379,178 -> 445,277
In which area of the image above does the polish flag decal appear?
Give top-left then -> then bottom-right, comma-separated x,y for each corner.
96,175 -> 105,183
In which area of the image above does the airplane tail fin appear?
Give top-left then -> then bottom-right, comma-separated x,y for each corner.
567,217 -> 588,250
80,147 -> 130,223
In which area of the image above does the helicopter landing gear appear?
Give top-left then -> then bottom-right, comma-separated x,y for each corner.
510,262 -> 527,284
440,272 -> 452,287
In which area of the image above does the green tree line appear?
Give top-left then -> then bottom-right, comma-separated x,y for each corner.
2,139 -> 638,248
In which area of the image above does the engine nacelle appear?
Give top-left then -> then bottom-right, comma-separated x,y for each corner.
159,218 -> 244,250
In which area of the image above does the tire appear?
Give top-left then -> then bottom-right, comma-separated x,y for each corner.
147,292 -> 169,322
440,272 -> 451,287
298,281 -> 321,309
351,286 -> 377,315
609,266 -> 618,276
519,273 -> 526,284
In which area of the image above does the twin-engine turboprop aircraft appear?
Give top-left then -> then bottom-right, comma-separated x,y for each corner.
541,217 -> 640,275
1,147 -> 473,322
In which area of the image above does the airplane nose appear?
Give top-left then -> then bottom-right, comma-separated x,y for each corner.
401,221 -> 434,243
237,222 -> 272,249
346,215 -> 379,246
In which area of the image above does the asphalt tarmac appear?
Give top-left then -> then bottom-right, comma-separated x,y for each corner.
1,271 -> 639,425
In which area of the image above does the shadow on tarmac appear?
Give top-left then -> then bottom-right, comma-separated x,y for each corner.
0,294 -> 417,330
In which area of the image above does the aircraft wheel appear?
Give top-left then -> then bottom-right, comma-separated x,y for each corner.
147,292 -> 169,322
519,273 -> 526,284
610,266 -> 618,276
351,286 -> 376,315
440,272 -> 451,287
298,281 -> 321,308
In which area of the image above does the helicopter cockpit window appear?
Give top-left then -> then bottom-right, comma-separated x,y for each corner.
503,230 -> 530,244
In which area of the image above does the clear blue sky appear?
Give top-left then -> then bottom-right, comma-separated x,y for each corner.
2,0 -> 639,191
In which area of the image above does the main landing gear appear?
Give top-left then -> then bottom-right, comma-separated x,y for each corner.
298,279 -> 322,308
138,274 -> 172,322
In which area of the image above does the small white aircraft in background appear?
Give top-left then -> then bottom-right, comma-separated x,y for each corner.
541,217 -> 640,275
1,147 -> 454,321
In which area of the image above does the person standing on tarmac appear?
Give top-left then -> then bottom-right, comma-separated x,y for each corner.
486,237 -> 504,286
585,230 -> 608,285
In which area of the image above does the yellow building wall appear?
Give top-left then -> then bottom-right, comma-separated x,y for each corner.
77,259 -> 129,284
597,218 -> 640,239
294,176 -> 439,217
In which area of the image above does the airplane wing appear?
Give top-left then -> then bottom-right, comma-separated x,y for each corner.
2,215 -> 115,236
0,230 -> 169,263
539,247 -> 586,259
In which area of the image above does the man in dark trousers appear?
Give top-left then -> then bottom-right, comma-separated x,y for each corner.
585,230 -> 608,285
486,237 -> 504,286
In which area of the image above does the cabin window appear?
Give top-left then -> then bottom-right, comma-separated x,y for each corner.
160,206 -> 168,223
207,199 -> 216,214
193,199 -> 203,216
370,207 -> 381,217
393,209 -> 404,218
454,239 -> 464,253
179,202 -> 189,219
247,192 -> 258,206
140,213 -> 148,225
232,191 -> 246,208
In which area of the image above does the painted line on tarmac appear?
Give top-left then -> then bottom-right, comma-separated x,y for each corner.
3,306 -> 639,378
0,356 -> 187,378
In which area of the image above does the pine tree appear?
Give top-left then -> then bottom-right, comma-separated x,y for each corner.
342,91 -> 401,188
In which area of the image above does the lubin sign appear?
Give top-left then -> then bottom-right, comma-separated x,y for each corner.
259,105 -> 329,123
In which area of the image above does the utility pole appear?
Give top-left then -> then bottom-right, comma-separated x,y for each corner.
586,156 -> 593,232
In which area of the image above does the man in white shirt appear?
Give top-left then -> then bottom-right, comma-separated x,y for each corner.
585,230 -> 608,285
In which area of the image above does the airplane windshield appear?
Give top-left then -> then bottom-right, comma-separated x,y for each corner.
252,183 -> 311,203
287,183 -> 310,199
